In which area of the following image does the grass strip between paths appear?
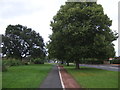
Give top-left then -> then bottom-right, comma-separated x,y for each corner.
2,64 -> 53,88
63,64 -> 118,88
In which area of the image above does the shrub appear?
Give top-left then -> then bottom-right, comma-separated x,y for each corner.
2,58 -> 24,72
22,61 -> 31,65
80,58 -> 103,64
2,58 -> 23,67
2,64 -> 7,72
11,59 -> 23,66
33,58 -> 44,64
110,59 -> 120,64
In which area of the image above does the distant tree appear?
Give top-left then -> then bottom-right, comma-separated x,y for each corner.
48,2 -> 118,69
2,24 -> 46,60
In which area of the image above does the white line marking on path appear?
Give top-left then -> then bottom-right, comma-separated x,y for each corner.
58,65 -> 65,90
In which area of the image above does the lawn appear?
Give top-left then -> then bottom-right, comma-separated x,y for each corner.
2,64 -> 53,88
0,72 -> 2,89
63,65 -> 118,88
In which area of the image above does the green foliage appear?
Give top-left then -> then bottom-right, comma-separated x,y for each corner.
31,58 -> 44,64
22,61 -> 30,65
79,58 -> 103,64
2,65 -> 7,72
2,58 -> 23,72
110,57 -> 120,64
110,60 -> 120,64
2,59 -> 23,67
48,2 -> 118,68
2,24 -> 46,59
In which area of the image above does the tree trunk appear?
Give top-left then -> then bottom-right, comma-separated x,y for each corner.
75,61 -> 80,69
67,62 -> 69,66
61,60 -> 64,64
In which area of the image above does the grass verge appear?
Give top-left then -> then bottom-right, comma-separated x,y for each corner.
63,65 -> 118,88
0,72 -> 2,89
2,64 -> 53,88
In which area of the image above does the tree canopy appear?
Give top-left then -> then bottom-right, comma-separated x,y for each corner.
47,2 -> 118,69
2,24 -> 46,60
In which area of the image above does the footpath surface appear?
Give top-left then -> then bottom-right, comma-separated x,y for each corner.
40,64 -> 80,88
40,64 -> 62,88
58,65 -> 80,88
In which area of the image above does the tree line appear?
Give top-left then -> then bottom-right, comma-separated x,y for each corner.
1,2 -> 118,69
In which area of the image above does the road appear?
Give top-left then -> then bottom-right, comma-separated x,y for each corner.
80,64 -> 120,71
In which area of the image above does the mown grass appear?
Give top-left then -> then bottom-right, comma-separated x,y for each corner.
0,72 -> 2,89
2,64 -> 53,88
63,65 -> 118,88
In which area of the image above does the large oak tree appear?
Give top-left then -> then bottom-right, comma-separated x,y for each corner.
2,24 -> 46,60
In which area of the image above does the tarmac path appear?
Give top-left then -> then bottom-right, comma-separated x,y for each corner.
40,64 -> 62,88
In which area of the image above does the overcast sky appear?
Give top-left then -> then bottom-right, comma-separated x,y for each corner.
0,0 -> 119,56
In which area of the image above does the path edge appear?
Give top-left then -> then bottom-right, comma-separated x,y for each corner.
58,65 -> 65,89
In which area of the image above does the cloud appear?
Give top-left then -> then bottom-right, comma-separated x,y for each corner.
0,0 -> 44,19
0,0 -> 66,42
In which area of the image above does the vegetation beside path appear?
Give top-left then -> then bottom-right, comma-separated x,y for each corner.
63,64 -> 118,88
2,64 -> 53,88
